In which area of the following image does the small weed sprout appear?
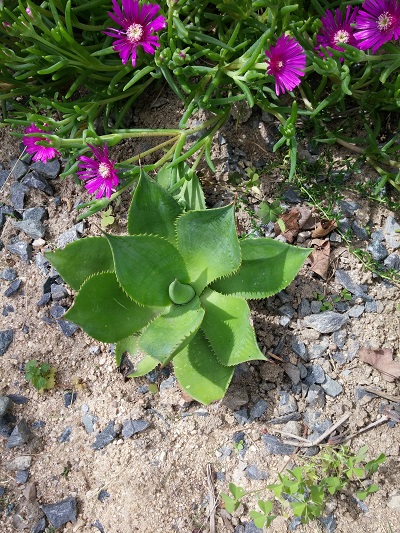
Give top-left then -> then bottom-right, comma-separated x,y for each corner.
221,445 -> 386,528
25,359 -> 56,392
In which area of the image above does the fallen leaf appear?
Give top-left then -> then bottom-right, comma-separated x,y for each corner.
274,208 -> 300,243
311,219 -> 337,238
308,239 -> 330,279
297,205 -> 317,230
358,347 -> 400,382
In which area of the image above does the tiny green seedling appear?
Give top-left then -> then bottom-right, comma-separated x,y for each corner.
222,446 -> 385,528
312,291 -> 333,311
25,359 -> 56,392
100,206 -> 115,228
257,200 -> 284,224
233,440 -> 244,454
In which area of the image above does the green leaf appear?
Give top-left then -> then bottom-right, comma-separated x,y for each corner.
181,173 -> 206,210
169,279 -> 195,305
105,234 -> 189,307
128,171 -> 182,242
173,332 -> 234,404
200,289 -> 266,366
115,335 -> 160,377
229,483 -> 245,500
46,237 -> 114,290
291,502 -> 307,517
249,511 -> 266,529
34,376 -> 47,391
115,335 -> 140,367
139,296 -> 205,364
257,500 -> 273,515
176,204 -> 241,294
65,273 -> 156,343
221,493 -> 239,514
210,238 -> 311,298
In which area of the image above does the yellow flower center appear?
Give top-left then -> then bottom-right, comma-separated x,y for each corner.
127,23 -> 144,43
98,162 -> 111,179
334,29 -> 350,45
377,12 -> 393,31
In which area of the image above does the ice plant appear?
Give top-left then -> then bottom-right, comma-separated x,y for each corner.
354,0 -> 400,51
23,123 -> 60,163
265,35 -> 306,96
316,6 -> 360,58
77,144 -> 119,199
46,172 -> 311,405
104,0 -> 166,67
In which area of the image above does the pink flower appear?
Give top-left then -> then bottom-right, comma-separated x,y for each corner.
316,6 -> 360,59
23,123 -> 60,163
265,35 -> 306,96
354,0 -> 400,51
77,144 -> 119,199
104,0 -> 166,67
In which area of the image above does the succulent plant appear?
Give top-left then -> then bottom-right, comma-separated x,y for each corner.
47,171 -> 310,404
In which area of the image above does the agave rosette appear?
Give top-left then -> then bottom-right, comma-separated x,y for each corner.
47,172 -> 310,404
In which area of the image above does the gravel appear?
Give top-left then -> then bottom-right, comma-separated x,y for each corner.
7,419 -> 32,448
0,329 -> 14,356
92,421 -> 117,450
41,496 -> 77,528
303,311 -> 349,333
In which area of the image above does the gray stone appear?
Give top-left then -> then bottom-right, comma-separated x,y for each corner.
0,396 -> 11,417
280,316 -> 290,326
50,304 -> 67,319
321,375 -> 343,397
0,169 -> 8,188
367,241 -> 388,261
283,362 -> 301,385
268,413 -> 302,425
5,455 -> 32,471
306,385 -> 326,408
297,298 -> 311,318
22,171 -> 53,195
57,227 -> 79,248
279,303 -> 295,318
24,206 -> 47,222
159,376 -> 176,392
333,352 -> 347,364
344,337 -> 360,362
371,230 -> 384,242
310,300 -> 322,314
278,391 -> 297,415
9,159 -> 29,181
92,421 -> 116,450
348,304 -> 365,318
308,339 -> 329,359
82,413 -> 97,434
58,426 -> 72,443
351,220 -> 368,240
249,399 -> 268,420
320,512 -> 336,532
9,182 -> 27,210
384,216 -> 400,249
291,340 -> 308,361
339,200 -> 359,216
7,394 -> 28,404
223,387 -> 249,411
298,362 -> 307,379
50,283 -> 67,301
354,387 -> 377,403
262,434 -> 297,455
335,269 -> 370,300
1,267 -> 17,281
304,364 -> 325,386
233,408 -> 250,425
7,419 -> 32,448
0,330 -> 13,356
31,159 -> 60,178
245,465 -> 268,480
4,278 -> 22,297
384,253 -> 400,271
7,241 -> 32,263
57,319 -> 79,337
122,419 -> 149,439
41,497 -> 77,528
35,253 -> 50,276
332,330 -> 347,349
303,312 -> 348,333
338,217 -> 351,233
92,519 -> 106,533
303,410 -> 322,429
98,489 -> 110,502
37,293 -> 51,307
330,232 -> 342,243
15,470 -> 29,484
31,517 -> 46,533
365,300 -> 377,313
64,391 -> 77,407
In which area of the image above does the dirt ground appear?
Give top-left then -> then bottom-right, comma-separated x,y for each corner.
1,94 -> 400,533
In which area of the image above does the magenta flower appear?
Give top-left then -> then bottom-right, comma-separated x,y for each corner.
104,0 -> 166,67
265,35 -> 306,96
316,6 -> 360,59
77,144 -> 119,199
23,123 -> 60,163
354,0 -> 400,51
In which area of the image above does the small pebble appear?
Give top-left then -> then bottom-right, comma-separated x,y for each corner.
92,421 -> 117,450
4,279 -> 22,297
41,497 -> 77,528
